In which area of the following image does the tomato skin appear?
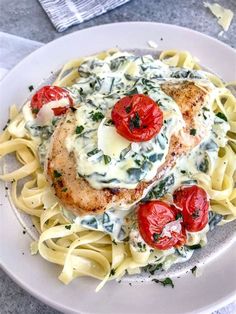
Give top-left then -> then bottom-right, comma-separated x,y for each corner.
173,185 -> 209,232
137,201 -> 186,250
31,86 -> 73,116
111,94 -> 163,142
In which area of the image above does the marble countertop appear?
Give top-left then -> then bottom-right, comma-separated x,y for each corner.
0,0 -> 235,313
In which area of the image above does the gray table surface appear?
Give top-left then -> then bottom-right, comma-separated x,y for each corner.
0,0 -> 236,313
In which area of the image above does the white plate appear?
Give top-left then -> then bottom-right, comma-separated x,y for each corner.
0,22 -> 236,314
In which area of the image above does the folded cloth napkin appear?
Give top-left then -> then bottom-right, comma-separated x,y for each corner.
38,0 -> 130,32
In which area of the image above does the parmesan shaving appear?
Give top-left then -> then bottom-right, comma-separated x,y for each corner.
147,40 -> 158,49
204,2 -> 234,31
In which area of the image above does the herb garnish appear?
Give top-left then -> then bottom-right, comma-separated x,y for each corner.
216,112 -> 227,121
137,242 -> 146,252
125,105 -> 132,113
54,170 -> 62,178
87,148 -> 100,157
75,125 -> 84,134
90,111 -> 104,122
129,112 -> 141,129
186,244 -> 202,250
62,188 -> 68,192
153,233 -> 160,242
152,277 -> 174,288
110,268 -> 116,276
176,212 -> 183,220
32,108 -> 39,114
103,155 -> 111,164
65,225 -> 71,230
190,128 -> 197,136
191,266 -> 197,274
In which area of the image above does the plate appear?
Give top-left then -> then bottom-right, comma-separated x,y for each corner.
0,22 -> 236,314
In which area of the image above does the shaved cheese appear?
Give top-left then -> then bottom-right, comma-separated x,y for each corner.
204,2 -> 234,31
36,98 -> 69,125
161,219 -> 182,238
147,40 -> 158,49
97,119 -> 131,158
22,101 -> 35,122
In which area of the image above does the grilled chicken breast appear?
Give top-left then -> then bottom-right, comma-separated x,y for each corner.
46,82 -> 209,216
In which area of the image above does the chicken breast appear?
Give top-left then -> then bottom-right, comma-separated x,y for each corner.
46,82 -> 208,216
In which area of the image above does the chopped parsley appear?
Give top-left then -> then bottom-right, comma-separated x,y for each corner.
190,128 -> 197,136
186,244 -> 202,250
103,155 -> 111,164
62,187 -> 68,192
87,148 -> 100,157
152,277 -> 174,288
137,242 -> 146,252
134,159 -> 141,166
32,108 -> 39,114
125,105 -> 132,113
65,225 -> 71,230
53,170 -> 62,178
176,212 -> 183,220
129,112 -> 141,129
143,263 -> 163,275
216,112 -> 227,122
90,111 -> 104,122
28,85 -> 34,92
153,233 -> 160,242
75,125 -> 84,134
191,266 -> 197,274
110,268 -> 116,276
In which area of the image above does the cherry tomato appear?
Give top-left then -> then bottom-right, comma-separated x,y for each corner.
137,200 -> 186,250
173,185 -> 209,232
111,94 -> 163,142
31,86 -> 73,116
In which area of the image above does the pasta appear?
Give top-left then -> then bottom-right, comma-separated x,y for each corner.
0,49 -> 236,291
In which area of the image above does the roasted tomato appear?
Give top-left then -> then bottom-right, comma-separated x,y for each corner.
173,185 -> 209,232
137,200 -> 186,250
31,85 -> 73,116
111,94 -> 163,142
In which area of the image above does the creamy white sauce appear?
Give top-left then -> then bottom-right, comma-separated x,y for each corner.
21,51 -> 230,273
64,52 -> 215,190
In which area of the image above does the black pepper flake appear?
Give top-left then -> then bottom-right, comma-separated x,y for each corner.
28,85 -> 34,92
129,283 -> 132,286
191,266 -> 197,274
53,170 -> 62,178
23,230 -> 26,235
70,107 -> 77,112
5,186 -> 8,190
160,37 -> 163,41
65,225 -> 71,230
190,128 -> 197,136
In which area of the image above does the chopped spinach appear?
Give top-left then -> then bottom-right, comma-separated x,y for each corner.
75,125 -> 84,134
216,112 -> 227,122
208,211 -> 223,231
152,277 -> 174,288
146,174 -> 175,199
90,111 -> 104,122
87,148 -> 100,157
143,263 -> 162,275
127,168 -> 142,181
103,155 -> 111,165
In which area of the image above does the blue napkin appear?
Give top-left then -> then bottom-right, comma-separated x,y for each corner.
38,0 -> 131,32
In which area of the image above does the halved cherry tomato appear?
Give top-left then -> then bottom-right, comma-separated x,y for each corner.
111,94 -> 163,142
173,185 -> 209,232
137,200 -> 186,250
31,85 -> 73,116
